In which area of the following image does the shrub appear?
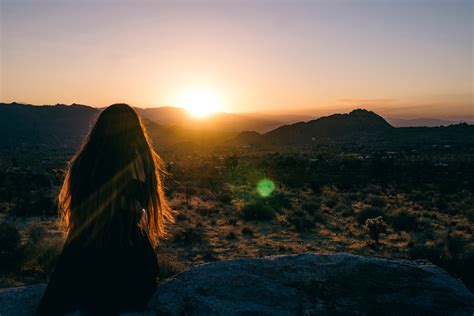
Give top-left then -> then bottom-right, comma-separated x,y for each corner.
241,202 -> 276,221
365,216 -> 388,244
267,192 -> 292,212
389,209 -> 418,232
368,195 -> 387,208
301,198 -> 321,214
0,222 -> 24,272
335,200 -> 353,216
241,227 -> 254,237
217,192 -> 233,204
173,225 -> 205,244
324,195 -> 338,208
176,213 -> 188,221
27,224 -> 48,244
226,232 -> 238,241
35,239 -> 62,279
357,207 -> 385,225
287,210 -> 321,233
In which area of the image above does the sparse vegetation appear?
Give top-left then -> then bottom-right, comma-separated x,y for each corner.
1,119 -> 473,292
357,207 -> 385,225
389,209 -> 418,232
241,202 -> 276,221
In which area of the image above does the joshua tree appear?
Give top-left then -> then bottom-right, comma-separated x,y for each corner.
365,216 -> 388,245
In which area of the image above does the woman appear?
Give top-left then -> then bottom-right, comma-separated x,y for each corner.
36,104 -> 173,315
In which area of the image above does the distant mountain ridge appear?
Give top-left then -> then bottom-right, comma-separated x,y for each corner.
264,109 -> 392,144
0,102 -> 99,147
1,103 -> 472,150
386,117 -> 458,127
232,109 -> 474,146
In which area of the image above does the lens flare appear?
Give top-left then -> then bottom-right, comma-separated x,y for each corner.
257,178 -> 275,197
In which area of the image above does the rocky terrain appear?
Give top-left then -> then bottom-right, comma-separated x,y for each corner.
1,253 -> 473,315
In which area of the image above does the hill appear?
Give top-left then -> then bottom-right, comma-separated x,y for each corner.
0,103 -> 99,148
0,103 -> 236,151
2,103 -> 473,150
387,117 -> 458,127
232,109 -> 474,147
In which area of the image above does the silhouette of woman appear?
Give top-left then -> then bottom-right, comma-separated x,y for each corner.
36,104 -> 173,315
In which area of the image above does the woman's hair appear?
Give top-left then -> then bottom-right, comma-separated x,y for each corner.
58,104 -> 173,247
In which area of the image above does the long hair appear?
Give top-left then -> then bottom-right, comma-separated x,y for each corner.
58,104 -> 173,247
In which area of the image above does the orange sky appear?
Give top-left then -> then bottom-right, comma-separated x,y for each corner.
1,1 -> 472,119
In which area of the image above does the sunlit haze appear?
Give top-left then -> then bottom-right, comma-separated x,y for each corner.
177,88 -> 222,117
0,0 -> 472,119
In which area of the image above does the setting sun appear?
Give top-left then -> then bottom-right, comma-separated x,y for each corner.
177,88 -> 222,118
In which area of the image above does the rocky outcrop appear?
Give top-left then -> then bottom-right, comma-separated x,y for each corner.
1,253 -> 473,315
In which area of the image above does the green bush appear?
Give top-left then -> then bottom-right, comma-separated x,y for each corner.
357,207 -> 385,225
241,202 -> 276,221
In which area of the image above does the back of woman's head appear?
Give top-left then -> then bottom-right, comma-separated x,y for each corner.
59,104 -> 173,247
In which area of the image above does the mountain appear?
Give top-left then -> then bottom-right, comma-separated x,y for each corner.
0,102 -> 99,148
0,103 -> 236,151
387,117 -> 457,127
232,109 -> 474,147
263,109 -> 393,145
2,103 -> 472,151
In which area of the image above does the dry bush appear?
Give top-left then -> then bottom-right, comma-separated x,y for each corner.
357,207 -> 385,225
389,209 -> 419,232
365,216 -> 388,244
173,224 -> 206,245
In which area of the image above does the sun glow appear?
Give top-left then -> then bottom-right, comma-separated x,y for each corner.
178,88 -> 222,118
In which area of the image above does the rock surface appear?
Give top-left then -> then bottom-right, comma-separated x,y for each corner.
1,253 -> 473,315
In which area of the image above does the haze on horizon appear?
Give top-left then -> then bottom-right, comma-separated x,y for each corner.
0,0 -> 472,120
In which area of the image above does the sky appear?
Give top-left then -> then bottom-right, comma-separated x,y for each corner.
0,0 -> 472,119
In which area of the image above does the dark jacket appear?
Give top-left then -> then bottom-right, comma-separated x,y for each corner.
35,227 -> 158,316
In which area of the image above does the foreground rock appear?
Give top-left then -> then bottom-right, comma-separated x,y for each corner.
1,253 -> 473,315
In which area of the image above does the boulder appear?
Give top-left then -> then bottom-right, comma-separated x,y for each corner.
1,253 -> 473,315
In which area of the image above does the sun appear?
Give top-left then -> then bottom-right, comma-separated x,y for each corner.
178,88 -> 222,118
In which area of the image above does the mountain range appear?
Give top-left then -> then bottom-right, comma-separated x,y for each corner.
0,103 -> 472,150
